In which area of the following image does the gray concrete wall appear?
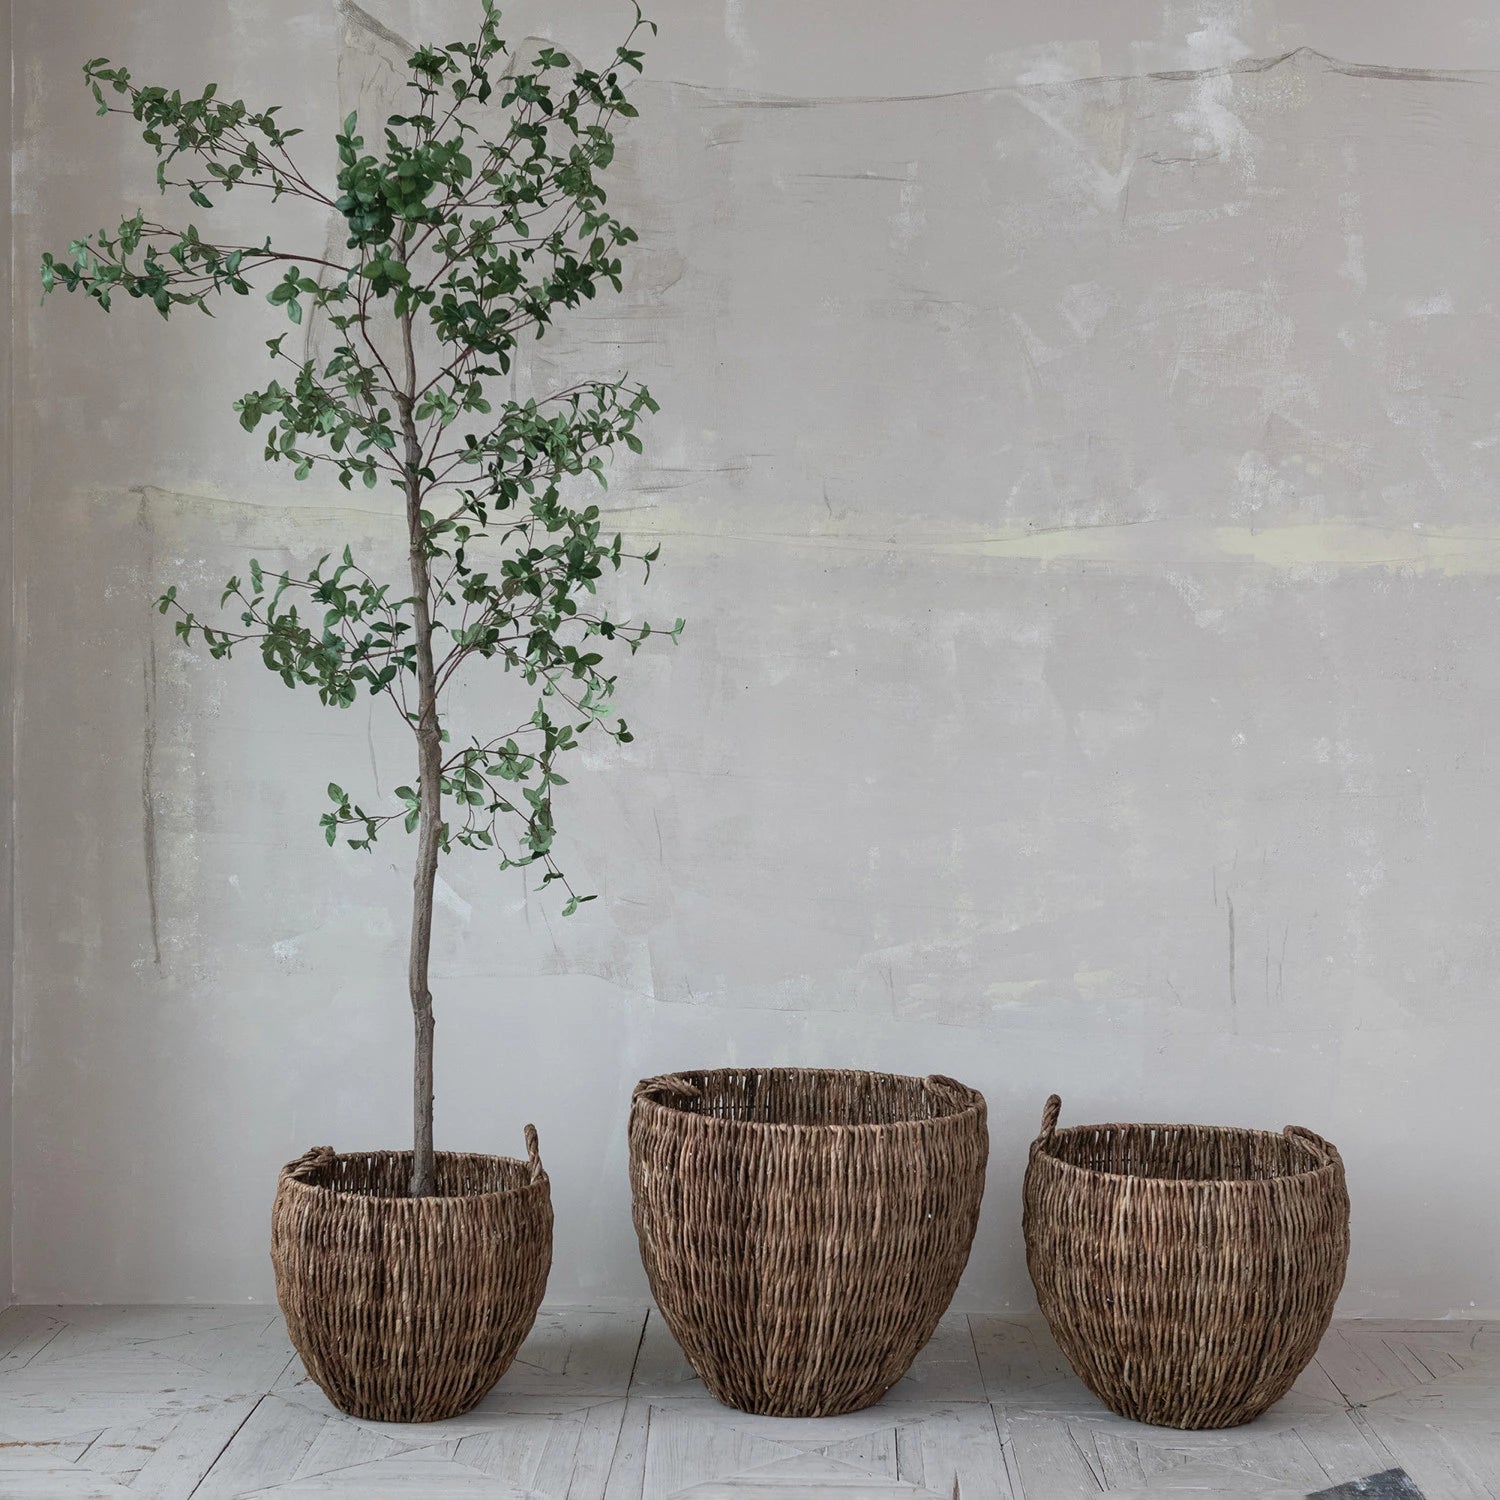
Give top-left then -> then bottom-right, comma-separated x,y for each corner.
10,0 -> 1500,1311
1,0 -> 13,1303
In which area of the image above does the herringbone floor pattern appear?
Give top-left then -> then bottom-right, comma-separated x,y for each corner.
0,1306 -> 1490,1497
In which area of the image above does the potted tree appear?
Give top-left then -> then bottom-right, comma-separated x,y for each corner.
42,2 -> 674,1422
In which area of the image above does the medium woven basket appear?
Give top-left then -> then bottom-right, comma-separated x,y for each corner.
270,1129 -> 552,1423
1023,1094 -> 1349,1429
629,1067 -> 988,1417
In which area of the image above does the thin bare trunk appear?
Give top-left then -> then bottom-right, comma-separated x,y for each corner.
398,299 -> 441,1199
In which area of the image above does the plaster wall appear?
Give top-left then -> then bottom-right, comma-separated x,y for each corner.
10,0 -> 1500,1310
1,0 -> 14,1302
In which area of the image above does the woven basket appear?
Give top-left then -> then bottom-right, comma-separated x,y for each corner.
1023,1094 -> 1349,1429
629,1067 -> 988,1417
270,1129 -> 553,1422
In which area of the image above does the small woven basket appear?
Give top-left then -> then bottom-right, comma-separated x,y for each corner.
270,1129 -> 552,1423
629,1067 -> 988,1417
1023,1094 -> 1349,1429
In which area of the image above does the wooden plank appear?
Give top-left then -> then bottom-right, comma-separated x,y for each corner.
289,1414 -> 407,1483
913,1407 -> 1015,1500
84,1407 -> 201,1483
0,1468 -> 139,1499
678,1450 -> 945,1495
1317,1326 -> 1428,1406
1288,1349 -> 1356,1411
0,1350 -> 244,1446
1110,1424 -> 1327,1491
625,1310 -> 704,1398
438,1398 -> 627,1494
137,1312 -> 293,1394
1358,1406 -> 1494,1500
230,1453 -> 551,1493
600,1396 -> 651,1500
567,1399 -> 630,1500
505,1309 -> 648,1398
970,1315 -> 1091,1411
640,1402 -> 800,1500
996,1410 -> 1105,1499
452,1410 -> 582,1489
1293,1409 -> 1400,1489
3,1309 -> 1493,1498
43,1307 -> 274,1343
0,1435 -> 97,1464
1088,1429 -> 1147,1491
817,1424 -> 899,1480
25,1308 -> 278,1372
888,1315 -> 987,1404
895,1423 -> 926,1489
191,1393 -> 326,1499
1083,1491 -> 1309,1499
123,1396 -> 262,1500
0,1306 -> 69,1370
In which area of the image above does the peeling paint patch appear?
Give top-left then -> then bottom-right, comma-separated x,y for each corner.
335,0 -> 412,57
434,875 -> 473,922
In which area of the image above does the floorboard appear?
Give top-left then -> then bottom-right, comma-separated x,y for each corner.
0,1308 -> 1484,1498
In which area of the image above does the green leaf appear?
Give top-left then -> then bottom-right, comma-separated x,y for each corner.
66,7 -> 669,921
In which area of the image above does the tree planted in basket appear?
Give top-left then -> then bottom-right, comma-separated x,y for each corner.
41,3 -> 671,1420
43,1 -> 671,1192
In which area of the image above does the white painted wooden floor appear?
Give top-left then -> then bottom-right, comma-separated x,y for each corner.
0,1305 -> 1492,1498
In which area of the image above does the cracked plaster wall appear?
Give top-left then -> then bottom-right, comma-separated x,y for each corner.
1,0 -> 12,1303
10,0 -> 1500,1309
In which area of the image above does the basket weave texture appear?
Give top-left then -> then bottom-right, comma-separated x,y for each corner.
1023,1094 -> 1350,1430
270,1130 -> 552,1423
629,1067 -> 989,1417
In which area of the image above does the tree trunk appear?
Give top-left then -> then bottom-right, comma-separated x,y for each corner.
398,306 -> 441,1199
406,654 -> 440,1198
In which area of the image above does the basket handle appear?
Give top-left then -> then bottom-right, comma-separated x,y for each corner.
1037,1094 -> 1062,1145
1284,1123 -> 1341,1166
636,1074 -> 703,1105
284,1145 -> 335,1182
924,1073 -> 969,1094
524,1123 -> 546,1183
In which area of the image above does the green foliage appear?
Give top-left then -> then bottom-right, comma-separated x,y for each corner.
49,2 -> 675,911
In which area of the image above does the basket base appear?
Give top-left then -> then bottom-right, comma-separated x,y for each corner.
315,1381 -> 496,1425
1087,1392 -> 1282,1431
698,1371 -> 899,1420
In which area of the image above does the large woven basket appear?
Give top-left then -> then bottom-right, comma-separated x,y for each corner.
1023,1094 -> 1349,1429
629,1067 -> 988,1417
270,1130 -> 552,1422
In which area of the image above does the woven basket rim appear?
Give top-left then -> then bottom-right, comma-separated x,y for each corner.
1031,1121 -> 1339,1188
276,1146 -> 549,1206
633,1066 -> 986,1133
